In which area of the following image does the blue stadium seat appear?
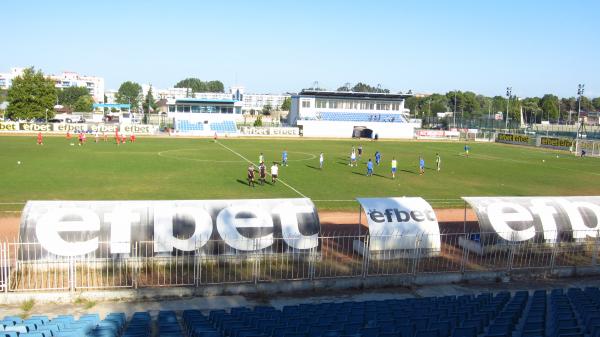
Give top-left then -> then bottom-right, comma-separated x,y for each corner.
1,332 -> 18,337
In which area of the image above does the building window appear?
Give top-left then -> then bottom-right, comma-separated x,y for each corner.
183,105 -> 191,113
316,99 -> 326,108
329,100 -> 338,109
302,100 -> 311,108
169,105 -> 175,112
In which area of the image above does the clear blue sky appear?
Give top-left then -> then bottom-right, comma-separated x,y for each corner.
3,0 -> 599,97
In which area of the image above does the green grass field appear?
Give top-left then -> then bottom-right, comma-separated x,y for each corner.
1,135 -> 599,212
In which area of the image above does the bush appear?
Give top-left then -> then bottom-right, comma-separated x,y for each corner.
253,116 -> 263,127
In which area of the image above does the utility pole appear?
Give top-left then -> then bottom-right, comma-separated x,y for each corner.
505,87 -> 512,129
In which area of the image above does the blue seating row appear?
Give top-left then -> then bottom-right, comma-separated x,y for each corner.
1,313 -> 125,337
3,287 -> 600,337
319,112 -> 408,123
180,287 -> 600,337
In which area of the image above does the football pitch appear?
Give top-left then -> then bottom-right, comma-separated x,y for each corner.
1,135 -> 599,212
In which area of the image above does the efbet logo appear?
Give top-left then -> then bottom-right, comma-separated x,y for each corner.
20,199 -> 320,258
368,208 -> 436,223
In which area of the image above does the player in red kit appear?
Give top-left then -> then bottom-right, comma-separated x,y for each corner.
36,132 -> 43,145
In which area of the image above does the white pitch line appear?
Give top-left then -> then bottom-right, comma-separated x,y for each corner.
215,140 -> 309,199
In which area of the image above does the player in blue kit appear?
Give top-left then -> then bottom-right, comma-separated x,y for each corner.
419,156 -> 425,175
366,159 -> 374,176
282,150 -> 288,166
375,151 -> 381,165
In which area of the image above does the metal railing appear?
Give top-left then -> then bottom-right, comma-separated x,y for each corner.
1,230 -> 599,292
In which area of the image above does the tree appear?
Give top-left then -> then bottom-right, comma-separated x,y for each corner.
405,97 -> 418,116
57,86 -> 92,111
351,82 -> 390,93
280,97 -> 291,111
560,97 -> 577,122
262,103 -> 272,115
6,67 -> 57,121
175,78 -> 206,92
73,95 -> 94,112
175,78 -> 224,93
116,81 -> 142,111
143,86 -> 158,114
206,80 -> 224,93
540,94 -> 559,121
579,96 -> 593,112
592,97 -> 600,111
521,97 -> 541,124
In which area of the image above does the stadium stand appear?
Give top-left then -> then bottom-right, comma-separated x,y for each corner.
209,120 -> 237,133
319,112 -> 408,123
175,119 -> 237,134
175,120 -> 204,132
3,287 -> 600,337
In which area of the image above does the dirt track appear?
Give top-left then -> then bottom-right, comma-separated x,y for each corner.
0,208 -> 477,241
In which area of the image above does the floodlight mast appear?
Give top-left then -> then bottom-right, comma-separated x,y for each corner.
575,84 -> 586,153
505,87 -> 512,129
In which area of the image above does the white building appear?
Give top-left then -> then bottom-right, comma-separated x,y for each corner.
290,90 -> 419,139
0,68 -> 22,90
141,84 -> 290,114
0,67 -> 105,103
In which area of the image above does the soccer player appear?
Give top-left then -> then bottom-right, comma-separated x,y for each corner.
78,132 -> 84,146
366,159 -> 374,176
36,132 -> 43,145
319,152 -> 324,169
358,145 -> 363,159
282,150 -> 288,166
391,157 -> 397,179
271,162 -> 279,183
419,156 -> 425,175
259,152 -> 264,165
259,162 -> 266,185
464,143 -> 470,157
130,134 -> 135,143
66,131 -> 71,140
436,153 -> 441,171
350,150 -> 357,167
102,132 -> 108,142
247,164 -> 255,187
375,151 -> 381,165
95,132 -> 99,143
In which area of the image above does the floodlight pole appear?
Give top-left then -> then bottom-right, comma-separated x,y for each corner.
505,87 -> 512,129
577,84 -> 585,140
453,91 -> 457,128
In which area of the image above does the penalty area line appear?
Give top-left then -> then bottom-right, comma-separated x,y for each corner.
215,140 -> 309,199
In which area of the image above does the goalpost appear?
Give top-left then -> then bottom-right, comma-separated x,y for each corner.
574,139 -> 600,157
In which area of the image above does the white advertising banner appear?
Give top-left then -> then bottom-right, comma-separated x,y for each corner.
0,122 -> 157,134
19,198 -> 320,258
239,126 -> 300,137
462,196 -> 600,244
415,129 -> 460,139
357,197 -> 441,252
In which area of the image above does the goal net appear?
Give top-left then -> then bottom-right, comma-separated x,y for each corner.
574,139 -> 600,157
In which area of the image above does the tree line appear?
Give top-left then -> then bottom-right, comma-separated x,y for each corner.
2,69 -> 598,123
407,91 -> 600,123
